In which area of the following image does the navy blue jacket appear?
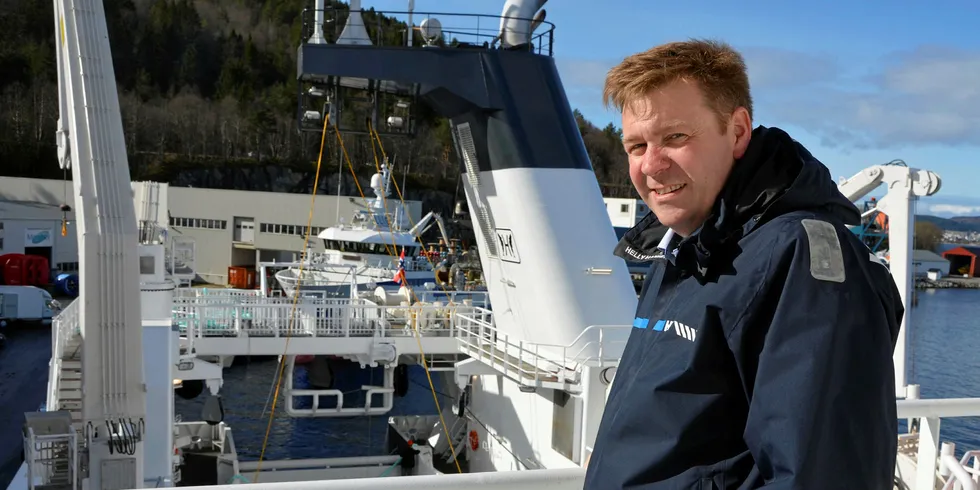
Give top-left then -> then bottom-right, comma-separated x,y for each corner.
585,127 -> 903,489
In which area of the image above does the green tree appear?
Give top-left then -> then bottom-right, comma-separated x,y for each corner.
914,221 -> 944,252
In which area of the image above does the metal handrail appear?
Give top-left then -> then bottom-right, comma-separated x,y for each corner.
299,8 -> 556,56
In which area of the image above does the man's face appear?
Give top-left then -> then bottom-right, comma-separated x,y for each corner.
621,79 -> 751,237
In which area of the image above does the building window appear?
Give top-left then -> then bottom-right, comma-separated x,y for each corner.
169,216 -> 227,230
58,262 -> 79,272
139,255 -> 155,275
620,204 -> 629,213
260,223 -> 324,237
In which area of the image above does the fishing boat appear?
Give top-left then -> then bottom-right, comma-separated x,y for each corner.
273,162 -> 456,298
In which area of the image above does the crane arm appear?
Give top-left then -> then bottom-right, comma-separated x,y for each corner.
836,163 -> 942,204
54,0 -> 146,485
836,162 -> 941,394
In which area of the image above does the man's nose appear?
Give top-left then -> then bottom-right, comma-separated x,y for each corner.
639,147 -> 670,176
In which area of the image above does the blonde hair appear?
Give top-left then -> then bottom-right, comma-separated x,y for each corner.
603,39 -> 753,130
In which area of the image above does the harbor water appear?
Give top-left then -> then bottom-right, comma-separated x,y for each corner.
174,359 -> 451,461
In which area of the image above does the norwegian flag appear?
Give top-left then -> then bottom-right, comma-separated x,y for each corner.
393,247 -> 406,285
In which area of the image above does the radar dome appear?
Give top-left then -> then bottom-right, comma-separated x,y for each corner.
419,18 -> 442,42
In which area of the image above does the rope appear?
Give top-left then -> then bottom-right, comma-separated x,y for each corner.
379,457 -> 403,477
252,112 -> 331,482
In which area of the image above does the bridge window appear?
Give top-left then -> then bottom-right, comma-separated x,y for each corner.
322,240 -> 417,256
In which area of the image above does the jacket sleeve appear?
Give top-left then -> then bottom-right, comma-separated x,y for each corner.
731,218 -> 902,489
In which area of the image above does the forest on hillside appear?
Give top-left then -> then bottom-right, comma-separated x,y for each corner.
0,0 -> 634,201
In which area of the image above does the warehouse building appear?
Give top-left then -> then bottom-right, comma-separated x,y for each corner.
912,249 -> 950,278
943,246 -> 980,277
0,176 -> 422,285
603,197 -> 650,228
0,198 -> 78,273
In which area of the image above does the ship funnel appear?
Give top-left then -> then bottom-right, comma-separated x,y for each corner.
337,0 -> 373,46
309,0 -> 326,44
498,0 -> 548,49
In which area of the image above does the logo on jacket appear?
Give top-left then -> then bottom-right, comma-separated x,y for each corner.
632,317 -> 697,342
623,246 -> 663,261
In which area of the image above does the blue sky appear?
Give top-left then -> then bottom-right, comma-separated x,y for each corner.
367,1 -> 979,217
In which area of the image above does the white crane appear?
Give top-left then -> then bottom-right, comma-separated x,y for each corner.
835,161 -> 942,394
52,0 -> 146,487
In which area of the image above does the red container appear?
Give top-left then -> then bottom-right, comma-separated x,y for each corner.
26,256 -> 50,285
227,266 -> 247,288
0,254 -> 26,285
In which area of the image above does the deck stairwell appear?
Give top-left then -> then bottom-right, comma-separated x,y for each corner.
47,300 -> 83,424
21,300 -> 83,490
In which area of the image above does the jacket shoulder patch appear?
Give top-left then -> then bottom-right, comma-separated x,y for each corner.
800,219 -> 845,283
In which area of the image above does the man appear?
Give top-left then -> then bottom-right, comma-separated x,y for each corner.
584,39 -> 904,489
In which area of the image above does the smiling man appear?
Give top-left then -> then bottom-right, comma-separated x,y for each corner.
584,40 -> 905,489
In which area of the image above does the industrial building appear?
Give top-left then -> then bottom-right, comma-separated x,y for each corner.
912,249 -> 950,278
0,176 -> 422,285
943,246 -> 980,277
603,197 -> 649,228
0,198 -> 79,273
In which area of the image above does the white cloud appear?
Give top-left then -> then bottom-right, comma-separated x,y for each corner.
756,46 -> 980,149
556,46 -> 980,150
928,204 -> 980,216
741,47 -> 840,91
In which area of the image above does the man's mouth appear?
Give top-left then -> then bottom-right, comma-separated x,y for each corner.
654,184 -> 686,195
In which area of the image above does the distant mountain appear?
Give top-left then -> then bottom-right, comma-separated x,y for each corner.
917,215 -> 980,233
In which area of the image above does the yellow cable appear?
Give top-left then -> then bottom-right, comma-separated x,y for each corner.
333,122 -> 463,473
367,122 -> 462,304
253,113 -> 330,482
366,122 -> 464,472
365,124 -> 399,258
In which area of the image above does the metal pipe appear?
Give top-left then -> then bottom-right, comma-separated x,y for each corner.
896,398 -> 980,419
238,455 -> 400,471
941,454 -> 977,490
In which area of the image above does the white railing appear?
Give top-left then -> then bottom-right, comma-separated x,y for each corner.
24,427 -> 78,490
47,300 -> 80,411
176,467 -> 586,490
173,296 -> 477,351
174,287 -> 261,299
897,396 -> 980,490
455,307 -> 629,392
415,290 -> 490,307
940,447 -> 980,490
284,361 -> 396,417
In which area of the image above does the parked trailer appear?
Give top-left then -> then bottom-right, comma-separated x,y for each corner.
0,285 -> 61,328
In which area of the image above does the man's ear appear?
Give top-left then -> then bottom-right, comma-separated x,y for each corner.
731,107 -> 752,160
